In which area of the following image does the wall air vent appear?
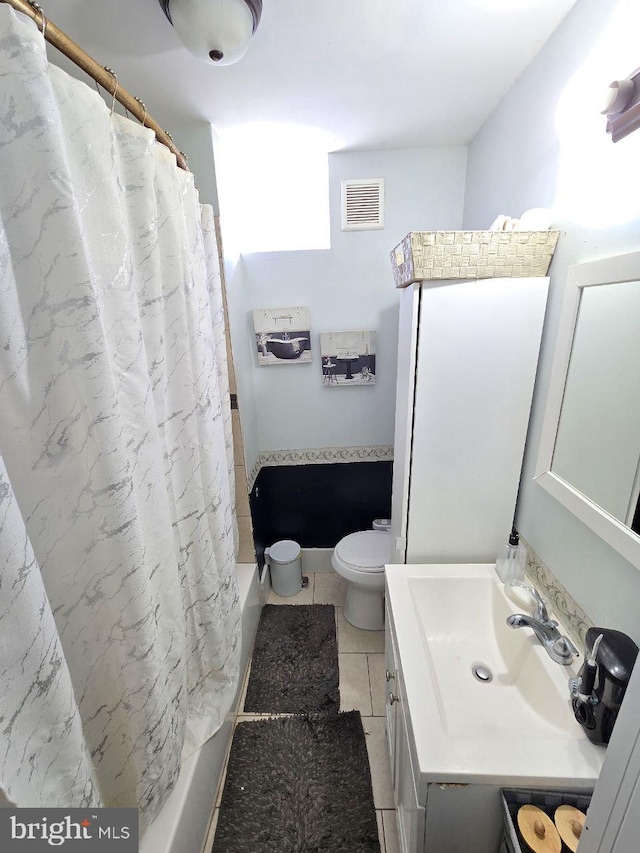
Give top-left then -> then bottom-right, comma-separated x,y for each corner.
341,178 -> 385,231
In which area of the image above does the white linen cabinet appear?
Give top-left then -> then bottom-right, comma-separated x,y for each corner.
390,276 -> 550,565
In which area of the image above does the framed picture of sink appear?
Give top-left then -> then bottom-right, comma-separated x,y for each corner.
253,306 -> 312,366
320,330 -> 376,386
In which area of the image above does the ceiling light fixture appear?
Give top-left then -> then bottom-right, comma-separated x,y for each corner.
158,0 -> 263,66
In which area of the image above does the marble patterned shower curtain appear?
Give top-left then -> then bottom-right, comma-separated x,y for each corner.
0,6 -> 240,828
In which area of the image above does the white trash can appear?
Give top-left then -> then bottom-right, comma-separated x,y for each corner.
267,539 -> 302,597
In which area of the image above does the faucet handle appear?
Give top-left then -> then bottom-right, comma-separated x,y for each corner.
508,579 -> 550,623
553,635 -> 580,662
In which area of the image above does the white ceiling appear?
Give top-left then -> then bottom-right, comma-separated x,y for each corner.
50,0 -> 577,151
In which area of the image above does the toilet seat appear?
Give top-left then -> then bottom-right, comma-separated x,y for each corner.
334,530 -> 390,573
332,530 -> 389,629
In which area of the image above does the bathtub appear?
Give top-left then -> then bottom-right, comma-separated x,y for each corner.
140,563 -> 262,853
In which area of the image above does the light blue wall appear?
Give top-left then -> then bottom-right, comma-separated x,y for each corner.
228,146 -> 467,453
463,0 -> 640,642
177,122 -> 219,213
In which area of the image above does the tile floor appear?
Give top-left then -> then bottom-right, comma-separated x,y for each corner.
205,572 -> 399,853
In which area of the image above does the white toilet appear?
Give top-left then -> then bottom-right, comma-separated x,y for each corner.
331,520 -> 391,630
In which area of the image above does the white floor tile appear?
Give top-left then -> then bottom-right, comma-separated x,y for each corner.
368,653 -> 387,717
337,607 -> 385,653
313,571 -> 347,606
267,573 -> 314,605
363,717 -> 395,809
339,653 -> 372,715
382,810 -> 401,853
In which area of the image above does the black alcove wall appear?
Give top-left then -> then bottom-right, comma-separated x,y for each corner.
249,461 -> 393,569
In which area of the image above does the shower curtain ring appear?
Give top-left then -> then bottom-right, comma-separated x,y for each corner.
103,67 -> 119,117
29,1 -> 47,39
134,97 -> 148,128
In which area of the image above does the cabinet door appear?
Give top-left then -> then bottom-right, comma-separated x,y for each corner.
577,654 -> 640,853
422,784 -> 503,853
407,276 -> 549,564
384,615 -> 399,785
390,283 -> 421,563
386,609 -> 426,853
395,686 -> 425,853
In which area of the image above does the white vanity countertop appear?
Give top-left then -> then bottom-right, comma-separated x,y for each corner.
385,563 -> 605,791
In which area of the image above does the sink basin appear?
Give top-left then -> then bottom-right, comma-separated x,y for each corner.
386,563 -> 604,787
410,573 -> 577,737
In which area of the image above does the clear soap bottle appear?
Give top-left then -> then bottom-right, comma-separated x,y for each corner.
496,528 -> 527,584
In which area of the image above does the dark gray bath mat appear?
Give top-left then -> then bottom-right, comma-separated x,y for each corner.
214,712 -> 380,853
244,604 -> 339,714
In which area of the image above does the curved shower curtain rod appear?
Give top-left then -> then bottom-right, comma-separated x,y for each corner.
0,0 -> 189,171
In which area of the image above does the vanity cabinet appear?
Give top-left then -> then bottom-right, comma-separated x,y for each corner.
386,603 -> 502,853
385,611 -> 426,853
384,619 -> 398,783
384,566 -> 602,853
390,276 -> 550,564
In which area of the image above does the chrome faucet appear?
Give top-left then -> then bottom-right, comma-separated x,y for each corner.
505,581 -> 579,666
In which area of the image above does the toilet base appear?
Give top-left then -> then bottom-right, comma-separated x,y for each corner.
344,584 -> 385,631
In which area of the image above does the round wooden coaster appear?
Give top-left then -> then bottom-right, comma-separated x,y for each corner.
554,804 -> 586,852
517,805 -> 562,853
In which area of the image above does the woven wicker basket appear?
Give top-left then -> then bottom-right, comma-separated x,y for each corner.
391,230 -> 560,288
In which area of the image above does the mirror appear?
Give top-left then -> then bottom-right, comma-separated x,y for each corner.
552,279 -> 640,529
535,251 -> 640,568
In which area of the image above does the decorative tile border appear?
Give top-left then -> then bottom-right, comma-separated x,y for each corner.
247,445 -> 394,491
522,536 -> 593,648
259,445 -> 395,467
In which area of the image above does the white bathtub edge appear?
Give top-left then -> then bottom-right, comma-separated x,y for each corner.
140,563 -> 261,853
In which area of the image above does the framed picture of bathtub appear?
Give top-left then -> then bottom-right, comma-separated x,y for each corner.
320,330 -> 376,386
253,306 -> 312,366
